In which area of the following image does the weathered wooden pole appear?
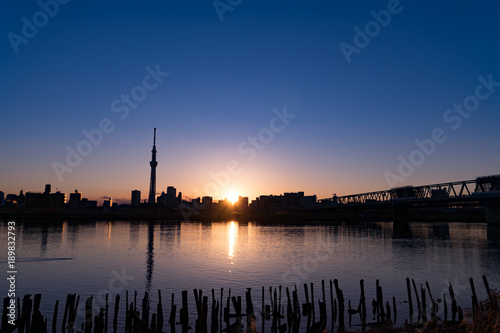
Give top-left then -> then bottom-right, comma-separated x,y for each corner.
112,294 -> 119,333
411,279 -> 421,321
169,293 -> 176,333
449,282 -> 458,322
105,293 -> 109,333
52,299 -> 59,333
334,279 -> 345,332
469,277 -> 478,313
85,295 -> 93,333
360,279 -> 367,329
420,286 -> 427,322
406,278 -> 413,323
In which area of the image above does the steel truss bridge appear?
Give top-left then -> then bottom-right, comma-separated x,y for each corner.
318,175 -> 500,223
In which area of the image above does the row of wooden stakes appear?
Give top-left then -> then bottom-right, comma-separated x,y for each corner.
1,275 -> 494,333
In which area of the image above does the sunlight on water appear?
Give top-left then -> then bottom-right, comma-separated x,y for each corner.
228,221 -> 237,272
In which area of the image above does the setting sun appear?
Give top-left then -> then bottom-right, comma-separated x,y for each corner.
225,191 -> 239,204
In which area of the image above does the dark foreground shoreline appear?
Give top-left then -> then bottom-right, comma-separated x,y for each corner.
0,206 -> 487,223
2,276 -> 498,333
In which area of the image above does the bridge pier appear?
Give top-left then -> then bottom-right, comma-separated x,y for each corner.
393,207 -> 408,224
485,205 -> 500,224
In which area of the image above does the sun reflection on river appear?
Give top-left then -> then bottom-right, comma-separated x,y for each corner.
228,221 -> 238,272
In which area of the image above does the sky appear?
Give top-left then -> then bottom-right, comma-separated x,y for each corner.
1,0 -> 500,204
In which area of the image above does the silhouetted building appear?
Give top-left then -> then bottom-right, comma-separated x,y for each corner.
158,186 -> 181,209
252,195 -> 282,209
50,192 -> 66,208
25,192 -> 45,208
149,128 -> 158,204
69,190 -> 82,203
202,196 -> 213,207
167,186 -> 176,197
0,191 -> 4,206
131,190 -> 141,207
82,198 -> 98,208
234,196 -> 248,211
18,190 -> 25,206
103,198 -> 112,208
217,198 -> 232,208
25,185 -> 65,208
5,193 -> 18,207
250,192 -> 316,210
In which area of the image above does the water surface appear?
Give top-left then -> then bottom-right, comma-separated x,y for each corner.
1,220 -> 499,330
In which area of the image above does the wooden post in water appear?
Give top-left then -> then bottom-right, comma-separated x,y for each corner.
310,282 -> 315,323
125,290 -> 128,333
157,290 -> 163,332
62,294 -> 70,333
105,293 -> 108,333
202,295 -> 209,333
385,301 -> 392,326
52,299 -> 59,333
482,275 -> 491,295
293,285 -> 301,329
1,297 -> 7,331
286,287 -> 293,329
420,286 -> 427,322
220,288 -> 223,333
303,283 -> 309,317
449,282 -> 458,322
333,279 -> 345,332
141,292 -> 149,331
169,293 -> 176,333
406,278 -> 413,323
181,290 -> 189,332
19,294 -> 32,333
458,306 -> 463,321
85,295 -> 93,333
211,289 -> 219,333
261,286 -> 265,333
425,281 -> 437,320
360,279 -> 367,330
443,293 -> 447,323
272,288 -> 278,331
469,277 -> 478,313
376,279 -> 385,323
112,294 -> 120,333
392,296 -> 397,325
31,294 -> 46,332
278,285 -> 282,323
133,291 -> 137,313
329,280 -> 335,332
411,279 -> 421,321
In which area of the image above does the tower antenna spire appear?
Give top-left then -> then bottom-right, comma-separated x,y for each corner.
148,128 -> 158,204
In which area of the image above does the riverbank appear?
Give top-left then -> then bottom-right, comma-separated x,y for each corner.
0,206 -> 487,222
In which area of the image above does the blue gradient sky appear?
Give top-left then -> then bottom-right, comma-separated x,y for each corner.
1,1 -> 499,204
